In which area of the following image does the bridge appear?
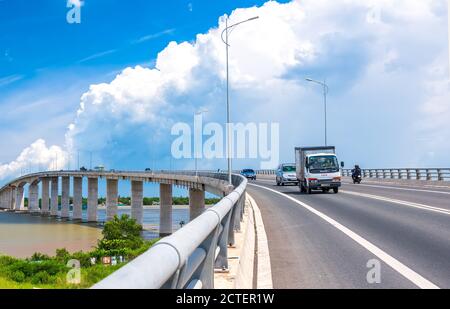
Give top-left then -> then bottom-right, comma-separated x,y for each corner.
1,168 -> 449,289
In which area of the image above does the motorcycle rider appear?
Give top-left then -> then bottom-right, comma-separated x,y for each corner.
351,165 -> 362,182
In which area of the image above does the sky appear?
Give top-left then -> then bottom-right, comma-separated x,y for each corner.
0,0 -> 449,190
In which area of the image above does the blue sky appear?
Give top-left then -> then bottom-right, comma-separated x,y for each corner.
0,0 -> 289,89
0,0 -> 449,192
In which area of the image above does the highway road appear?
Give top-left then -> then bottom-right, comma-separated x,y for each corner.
247,177 -> 450,289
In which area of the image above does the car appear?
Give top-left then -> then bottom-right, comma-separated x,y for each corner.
240,169 -> 256,180
276,163 -> 298,186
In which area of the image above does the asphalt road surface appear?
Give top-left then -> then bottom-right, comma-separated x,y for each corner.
247,177 -> 450,289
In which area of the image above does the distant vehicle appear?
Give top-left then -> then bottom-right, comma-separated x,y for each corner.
295,146 -> 342,194
352,165 -> 362,184
80,166 -> 87,172
94,165 -> 105,172
145,168 -> 152,172
276,164 -> 298,186
240,169 -> 256,180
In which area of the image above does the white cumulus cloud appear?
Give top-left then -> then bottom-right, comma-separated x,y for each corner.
0,139 -> 67,181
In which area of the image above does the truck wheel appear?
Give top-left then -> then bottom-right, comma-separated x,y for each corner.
281,182 -> 285,186
333,188 -> 339,194
300,184 -> 306,193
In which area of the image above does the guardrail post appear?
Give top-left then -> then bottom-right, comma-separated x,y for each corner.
437,169 -> 444,181
426,169 -> 432,181
228,198 -> 239,246
240,191 -> 246,221
397,169 -> 402,180
416,169 -> 421,180
235,194 -> 244,231
215,211 -> 232,270
406,169 -> 412,180
196,226 -> 221,289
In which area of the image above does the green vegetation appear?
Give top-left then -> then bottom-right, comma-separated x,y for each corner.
0,215 -> 158,289
29,196 -> 220,208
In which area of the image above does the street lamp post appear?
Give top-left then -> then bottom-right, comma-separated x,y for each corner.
195,110 -> 208,179
306,78 -> 329,146
221,15 -> 259,184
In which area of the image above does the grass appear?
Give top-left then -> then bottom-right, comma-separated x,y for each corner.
0,265 -> 123,289
0,254 -> 127,289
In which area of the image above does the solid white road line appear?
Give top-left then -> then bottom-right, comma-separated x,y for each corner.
249,183 -> 440,289
341,190 -> 450,216
342,182 -> 450,195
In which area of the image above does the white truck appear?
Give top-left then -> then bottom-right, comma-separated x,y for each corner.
295,146 -> 342,194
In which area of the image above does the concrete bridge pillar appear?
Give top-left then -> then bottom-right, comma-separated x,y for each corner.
9,187 -> 16,210
189,188 -> 205,221
61,176 -> 70,219
106,179 -> 118,222
0,190 -> 6,209
15,186 -> 25,211
159,184 -> 173,237
131,180 -> 143,225
4,190 -> 10,209
50,177 -> 59,216
87,177 -> 98,222
28,183 -> 40,214
72,177 -> 83,221
0,190 -> 5,209
41,178 -> 50,216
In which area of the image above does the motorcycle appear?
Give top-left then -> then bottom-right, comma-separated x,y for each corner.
352,174 -> 362,184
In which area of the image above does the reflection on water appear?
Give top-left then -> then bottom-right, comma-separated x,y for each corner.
0,207 -> 189,258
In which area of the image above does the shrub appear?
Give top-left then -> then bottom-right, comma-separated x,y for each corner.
55,248 -> 70,263
31,271 -> 54,284
0,255 -> 16,267
83,264 -> 122,285
29,252 -> 50,262
70,251 -> 92,268
9,270 -> 25,283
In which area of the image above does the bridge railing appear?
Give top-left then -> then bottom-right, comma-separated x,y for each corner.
92,172 -> 247,289
342,168 -> 450,181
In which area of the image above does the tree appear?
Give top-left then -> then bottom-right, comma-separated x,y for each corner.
97,214 -> 143,251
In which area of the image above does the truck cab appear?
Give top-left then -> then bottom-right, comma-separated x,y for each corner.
296,147 -> 342,194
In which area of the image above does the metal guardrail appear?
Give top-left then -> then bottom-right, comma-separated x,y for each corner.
92,173 -> 247,289
342,168 -> 450,181
249,168 -> 449,182
255,170 -> 276,175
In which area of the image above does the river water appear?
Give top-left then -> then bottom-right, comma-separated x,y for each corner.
0,208 -> 189,258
